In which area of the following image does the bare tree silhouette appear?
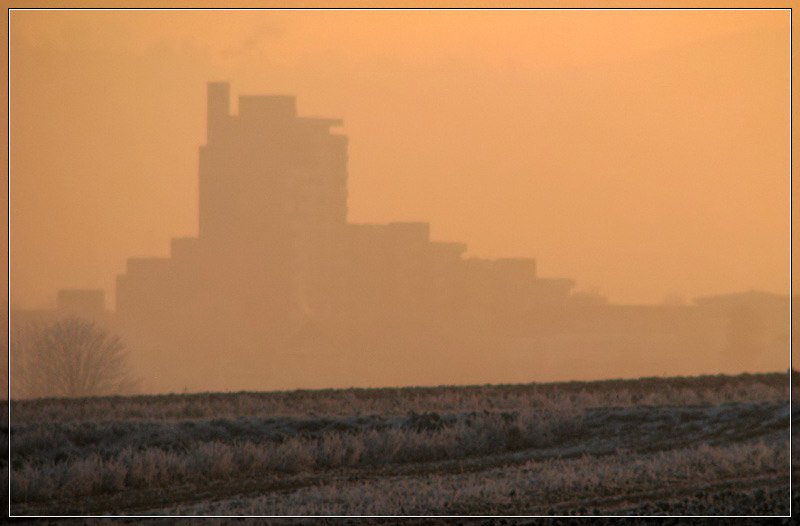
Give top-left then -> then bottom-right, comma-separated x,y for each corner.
11,317 -> 138,398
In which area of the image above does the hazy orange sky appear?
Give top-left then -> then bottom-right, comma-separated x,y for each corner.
8,8 -> 791,309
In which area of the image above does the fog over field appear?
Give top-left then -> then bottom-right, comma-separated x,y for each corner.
5,8 -> 793,519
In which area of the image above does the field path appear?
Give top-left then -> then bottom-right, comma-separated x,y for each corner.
13,400 -> 792,515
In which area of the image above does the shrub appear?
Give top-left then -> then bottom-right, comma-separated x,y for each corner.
11,317 -> 138,399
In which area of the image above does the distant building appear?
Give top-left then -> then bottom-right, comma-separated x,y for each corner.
14,289 -> 110,327
10,83 -> 790,392
107,83 -> 581,390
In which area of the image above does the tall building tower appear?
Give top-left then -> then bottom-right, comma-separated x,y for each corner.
112,81 -> 579,392
199,82 -> 348,253
117,83 -> 349,342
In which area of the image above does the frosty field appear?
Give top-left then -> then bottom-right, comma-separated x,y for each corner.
5,372 -> 795,516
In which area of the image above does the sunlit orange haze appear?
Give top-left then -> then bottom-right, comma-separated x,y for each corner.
7,9 -> 792,390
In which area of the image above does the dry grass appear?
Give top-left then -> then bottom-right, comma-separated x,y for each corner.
5,371 -> 792,514
9,371 -> 788,423
165,439 -> 788,515
10,407 -> 583,502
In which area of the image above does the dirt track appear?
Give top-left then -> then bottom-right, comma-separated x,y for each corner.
13,400 -> 792,516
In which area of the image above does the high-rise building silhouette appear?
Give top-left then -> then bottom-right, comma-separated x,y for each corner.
12,82 -> 787,393
115,83 -> 576,359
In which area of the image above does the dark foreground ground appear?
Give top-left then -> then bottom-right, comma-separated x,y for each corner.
5,372 -> 795,518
